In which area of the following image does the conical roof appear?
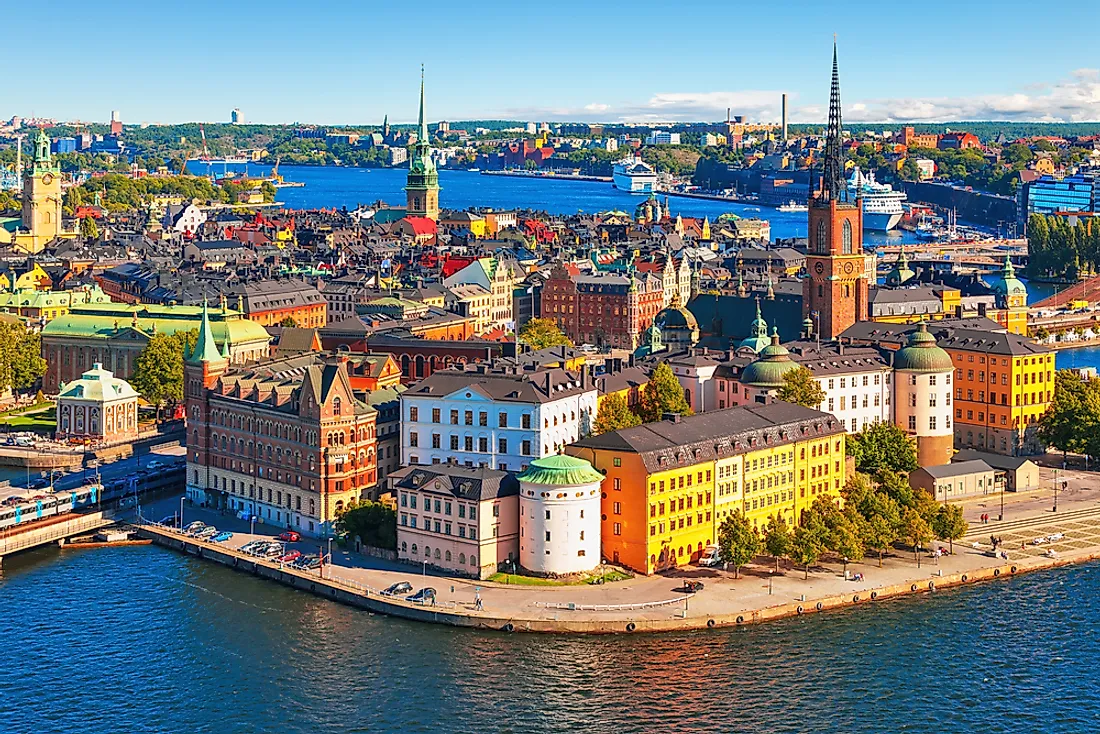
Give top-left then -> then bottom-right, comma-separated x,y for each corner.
517,455 -> 603,487
188,298 -> 225,364
894,322 -> 953,372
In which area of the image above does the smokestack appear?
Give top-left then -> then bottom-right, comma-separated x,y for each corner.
781,94 -> 788,141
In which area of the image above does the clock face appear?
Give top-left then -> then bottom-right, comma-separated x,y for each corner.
41,173 -> 53,185
814,262 -> 825,275
843,262 -> 855,275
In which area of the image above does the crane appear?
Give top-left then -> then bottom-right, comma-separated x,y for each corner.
199,124 -> 211,162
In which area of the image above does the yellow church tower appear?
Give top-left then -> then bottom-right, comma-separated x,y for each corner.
15,128 -> 65,254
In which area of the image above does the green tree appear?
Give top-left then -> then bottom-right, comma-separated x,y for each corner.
790,525 -> 823,580
517,317 -> 572,350
130,330 -> 197,411
1038,370 -> 1098,460
847,422 -> 918,476
776,365 -> 826,408
762,514 -> 792,572
335,500 -> 397,550
637,362 -> 693,422
593,393 -> 641,435
0,324 -> 48,392
717,509 -> 759,578
931,503 -> 968,554
279,315 -> 298,327
79,216 -> 99,240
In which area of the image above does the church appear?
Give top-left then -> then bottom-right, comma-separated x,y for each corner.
1,127 -> 78,254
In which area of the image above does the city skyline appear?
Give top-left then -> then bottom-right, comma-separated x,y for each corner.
7,0 -> 1100,126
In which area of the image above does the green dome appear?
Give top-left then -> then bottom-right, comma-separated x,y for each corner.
894,322 -> 953,372
517,455 -> 604,487
655,302 -> 698,330
989,256 -> 1027,298
739,299 -> 770,353
740,328 -> 799,388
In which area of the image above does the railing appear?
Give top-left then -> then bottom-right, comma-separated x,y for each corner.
535,595 -> 693,612
0,513 -> 113,555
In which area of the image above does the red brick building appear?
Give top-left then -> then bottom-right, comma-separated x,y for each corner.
938,132 -> 981,150
541,264 -> 664,349
185,304 -> 377,538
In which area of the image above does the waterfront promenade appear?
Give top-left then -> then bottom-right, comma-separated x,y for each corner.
135,465 -> 1100,634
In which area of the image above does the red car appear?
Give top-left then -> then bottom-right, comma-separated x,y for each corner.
278,531 -> 301,542
280,550 -> 302,563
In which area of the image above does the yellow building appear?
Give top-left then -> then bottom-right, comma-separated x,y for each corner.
569,403 -> 847,574
0,284 -> 112,324
0,263 -> 52,292
3,129 -> 78,254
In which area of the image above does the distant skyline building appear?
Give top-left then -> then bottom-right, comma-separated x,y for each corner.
110,110 -> 122,136
231,108 -> 243,124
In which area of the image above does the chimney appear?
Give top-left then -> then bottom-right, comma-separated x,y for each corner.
781,93 -> 788,141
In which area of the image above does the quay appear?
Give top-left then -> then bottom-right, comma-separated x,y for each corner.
135,481 -> 1100,634
479,170 -> 612,183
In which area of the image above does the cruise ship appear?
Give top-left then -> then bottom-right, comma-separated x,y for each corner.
612,156 -> 657,194
848,167 -> 906,231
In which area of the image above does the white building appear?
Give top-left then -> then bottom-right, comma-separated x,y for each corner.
892,322 -> 955,466
400,365 -> 598,472
646,131 -> 681,145
517,455 -> 603,575
56,362 -> 139,443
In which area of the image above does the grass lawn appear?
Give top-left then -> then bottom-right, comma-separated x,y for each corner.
0,406 -> 56,431
0,400 -> 53,418
486,569 -> 633,586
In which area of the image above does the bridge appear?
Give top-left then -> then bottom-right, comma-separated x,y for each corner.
1031,275 -> 1100,311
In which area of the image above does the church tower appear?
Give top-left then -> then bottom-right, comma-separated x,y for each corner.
405,68 -> 440,220
803,42 -> 868,340
18,127 -> 64,254
184,300 -> 229,504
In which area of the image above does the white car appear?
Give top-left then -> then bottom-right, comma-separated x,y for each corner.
698,545 -> 722,567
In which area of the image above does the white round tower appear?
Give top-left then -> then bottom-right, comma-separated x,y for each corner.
517,455 -> 603,575
894,323 -> 954,466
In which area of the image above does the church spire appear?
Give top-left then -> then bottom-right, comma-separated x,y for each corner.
821,38 -> 846,203
418,65 -> 428,143
188,298 -> 224,364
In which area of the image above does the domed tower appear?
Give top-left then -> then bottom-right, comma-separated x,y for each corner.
989,256 -> 1028,335
517,455 -> 603,575
885,245 -> 915,287
653,294 -> 699,352
894,322 -> 954,466
739,328 -> 798,404
738,299 -> 771,354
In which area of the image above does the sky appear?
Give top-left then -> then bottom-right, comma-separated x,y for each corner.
8,0 -> 1100,126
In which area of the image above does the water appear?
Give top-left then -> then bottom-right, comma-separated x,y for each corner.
188,162 -> 918,246
3,544 -> 1098,733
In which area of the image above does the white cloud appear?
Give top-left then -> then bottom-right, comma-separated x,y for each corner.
498,69 -> 1100,123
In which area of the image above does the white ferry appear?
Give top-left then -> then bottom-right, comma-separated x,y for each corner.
848,167 -> 906,231
777,201 -> 808,213
612,156 -> 657,194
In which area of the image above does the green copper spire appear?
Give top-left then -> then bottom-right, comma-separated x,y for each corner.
189,298 -> 224,364
418,65 -> 428,143
32,127 -> 59,175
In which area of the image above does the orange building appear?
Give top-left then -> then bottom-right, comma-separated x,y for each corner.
232,279 -> 328,329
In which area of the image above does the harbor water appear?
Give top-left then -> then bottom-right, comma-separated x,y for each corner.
2,544 -> 1098,733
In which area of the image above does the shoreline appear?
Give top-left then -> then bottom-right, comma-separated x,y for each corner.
135,521 -> 1097,634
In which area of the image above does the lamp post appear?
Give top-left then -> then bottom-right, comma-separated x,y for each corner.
999,480 -> 1005,522
1053,469 -> 1059,512
180,496 -> 185,530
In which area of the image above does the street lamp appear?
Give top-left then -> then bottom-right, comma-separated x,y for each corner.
180,496 -> 185,530
1054,469 -> 1060,512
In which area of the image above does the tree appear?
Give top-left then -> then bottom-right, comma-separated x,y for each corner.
0,324 -> 47,392
902,507 -> 933,564
593,393 -> 641,435
130,330 -> 197,411
776,365 -> 825,408
1037,370 -> 1098,460
762,515 -> 792,572
517,317 -> 572,350
335,500 -> 397,550
931,503 -> 968,554
637,362 -> 693,423
79,216 -> 99,241
717,509 -> 759,578
790,525 -> 822,580
279,315 -> 298,327
858,490 -> 903,567
847,422 -> 918,476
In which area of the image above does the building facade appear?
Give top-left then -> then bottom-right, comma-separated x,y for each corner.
55,363 -> 139,443
400,364 -> 597,471
517,455 -> 603,575
185,306 -> 378,538
541,264 -> 664,350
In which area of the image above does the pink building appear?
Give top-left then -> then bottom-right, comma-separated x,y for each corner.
392,463 -> 518,579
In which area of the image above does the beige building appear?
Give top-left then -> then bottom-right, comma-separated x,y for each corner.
393,463 -> 519,579
443,257 -> 520,332
444,284 -> 493,335
910,460 -> 999,502
56,363 -> 140,443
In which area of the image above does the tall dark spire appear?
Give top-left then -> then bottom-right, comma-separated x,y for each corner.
821,39 -> 846,203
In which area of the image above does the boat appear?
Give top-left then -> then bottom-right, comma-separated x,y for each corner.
467,167 -> 481,173
612,156 -> 657,194
848,167 -> 906,231
777,201 -> 808,213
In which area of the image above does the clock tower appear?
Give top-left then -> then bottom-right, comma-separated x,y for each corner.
803,42 -> 868,341
18,127 -> 64,254
405,67 -> 440,220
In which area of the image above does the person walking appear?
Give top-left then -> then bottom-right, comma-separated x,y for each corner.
474,591 -> 483,611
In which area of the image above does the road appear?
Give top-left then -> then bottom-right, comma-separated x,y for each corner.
0,445 -> 186,503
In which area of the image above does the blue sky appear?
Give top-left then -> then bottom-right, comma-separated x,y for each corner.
9,0 -> 1100,125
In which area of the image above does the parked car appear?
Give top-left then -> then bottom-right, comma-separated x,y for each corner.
277,531 -> 301,542
698,545 -> 722,567
261,544 -> 285,558
295,555 -> 321,570
239,540 -> 265,554
211,531 -> 234,543
29,478 -> 50,490
405,587 -> 437,604
195,526 -> 219,540
279,550 -> 302,563
183,521 -> 206,534
158,515 -> 179,527
382,581 -> 413,597
146,460 -> 165,471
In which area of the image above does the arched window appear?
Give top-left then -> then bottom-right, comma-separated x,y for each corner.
445,550 -> 452,562
470,555 -> 477,567
459,553 -> 466,565
424,545 -> 431,557
401,542 -> 408,552
411,543 -> 417,554
816,220 -> 827,253
333,397 -> 342,416
842,219 -> 853,254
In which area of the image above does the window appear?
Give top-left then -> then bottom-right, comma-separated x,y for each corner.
929,416 -> 937,430
479,437 -> 488,452
522,414 -> 531,429
842,219 -> 853,253
450,435 -> 459,451
431,408 -> 440,423
613,522 -> 622,536
613,501 -> 621,515
521,440 -> 532,455
431,433 -> 441,449
464,436 -> 474,451
908,415 -> 916,431
409,406 -> 418,421
499,437 -> 508,454
479,412 -> 488,427
409,432 -> 419,447
498,412 -> 507,428
450,410 -> 459,425
464,411 -> 473,426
